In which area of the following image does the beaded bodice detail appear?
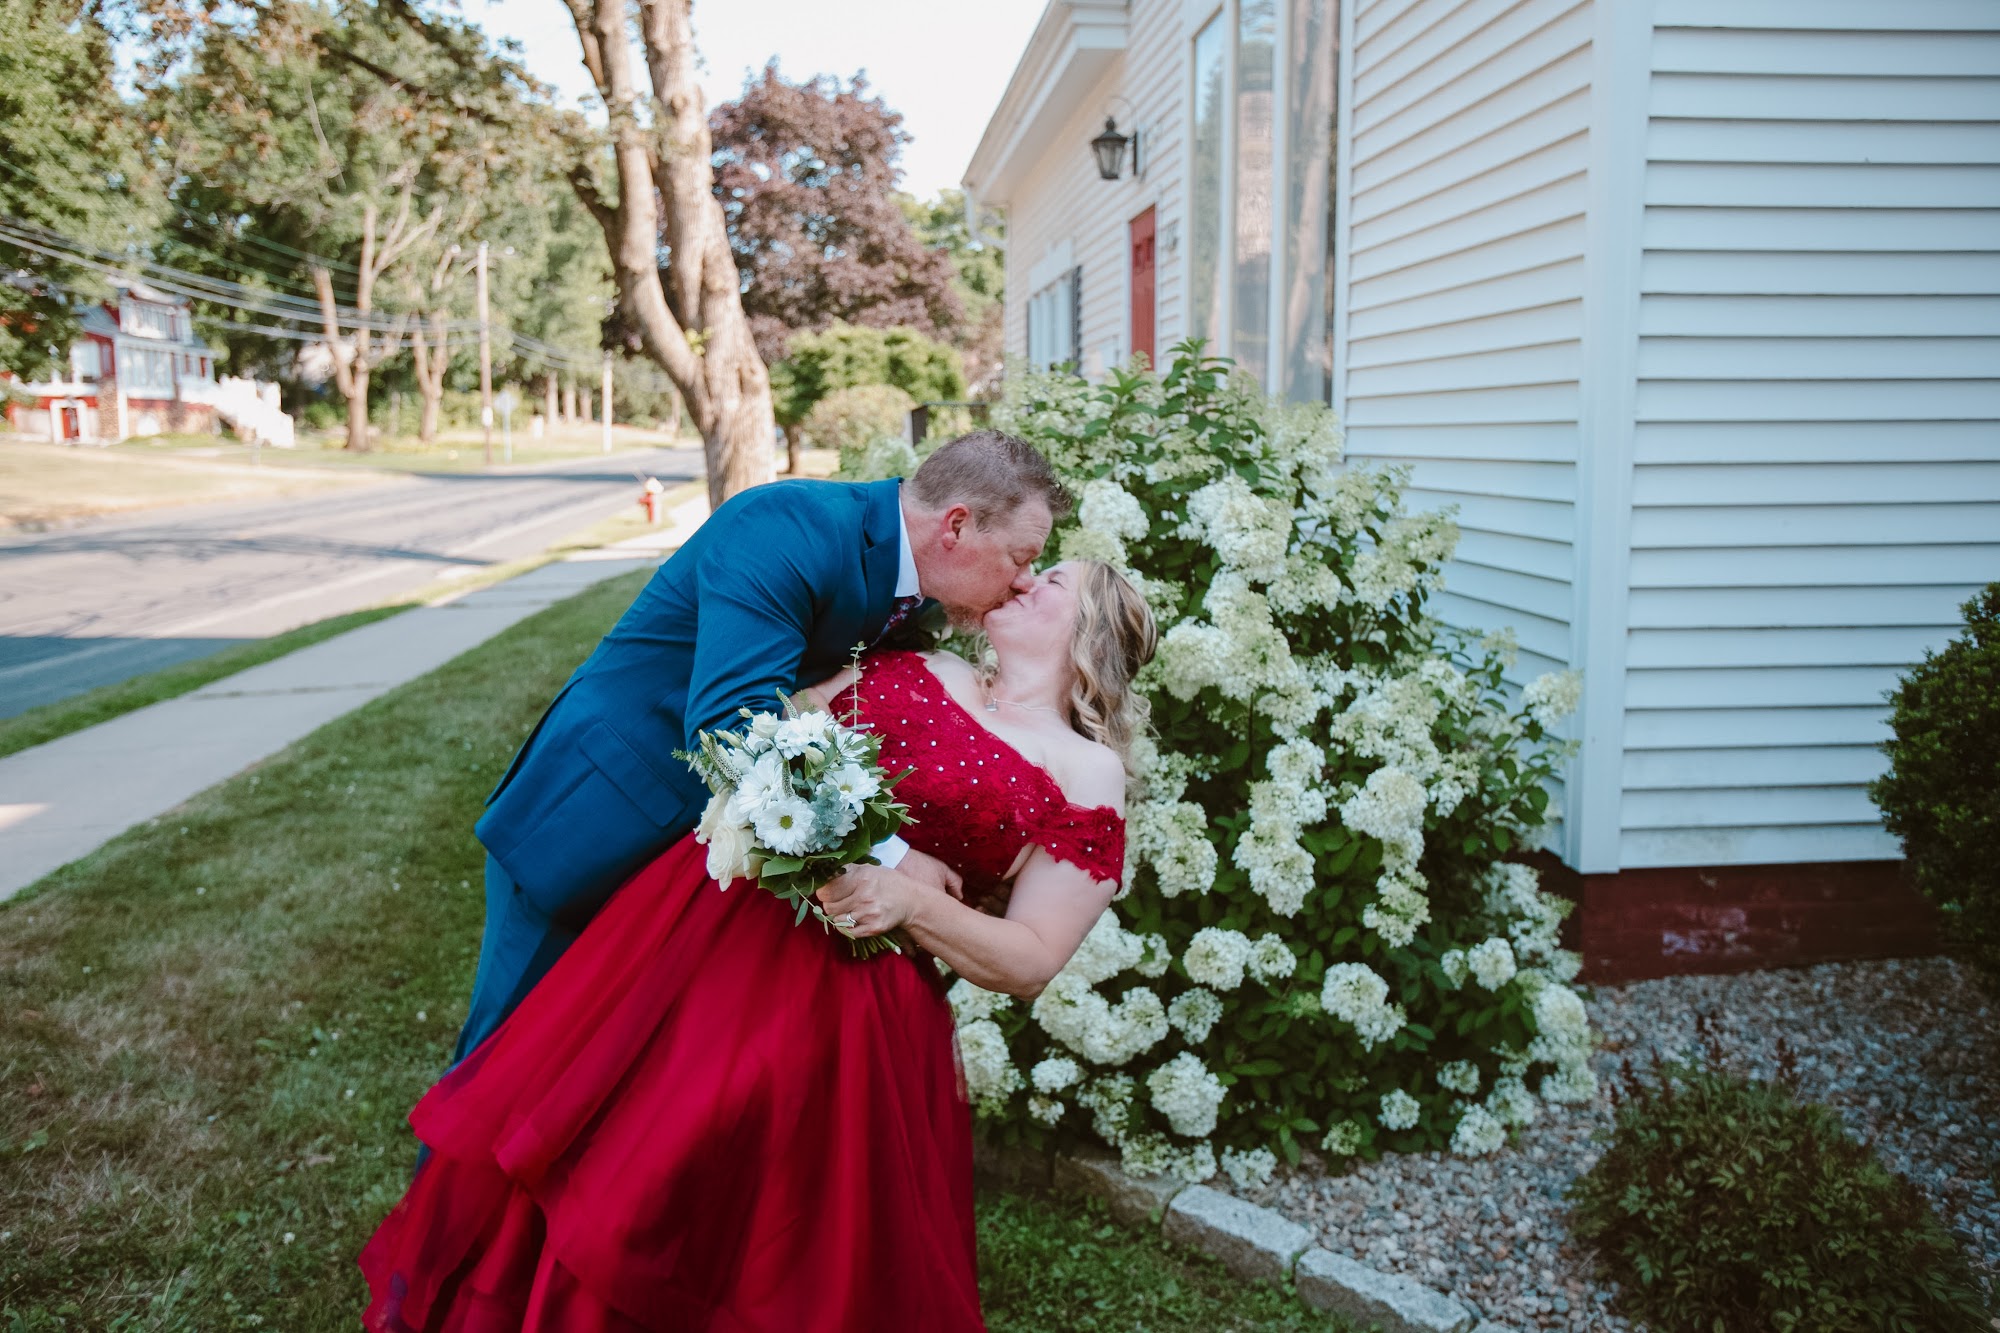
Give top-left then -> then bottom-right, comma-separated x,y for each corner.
836,650 -> 1125,902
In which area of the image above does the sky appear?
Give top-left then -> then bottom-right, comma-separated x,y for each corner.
470,0 -> 1050,200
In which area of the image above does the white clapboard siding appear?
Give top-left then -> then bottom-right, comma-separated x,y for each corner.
1627,3 -> 2000,869
998,4 -> 1184,373
1340,0 -> 1594,834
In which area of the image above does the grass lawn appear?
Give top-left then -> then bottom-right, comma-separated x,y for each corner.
0,438 -> 378,529
0,566 -> 1349,1332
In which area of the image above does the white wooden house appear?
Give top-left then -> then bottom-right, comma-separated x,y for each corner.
964,0 -> 2000,977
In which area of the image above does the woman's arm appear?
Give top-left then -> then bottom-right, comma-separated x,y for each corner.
900,850 -> 1114,998
812,736 -> 1128,996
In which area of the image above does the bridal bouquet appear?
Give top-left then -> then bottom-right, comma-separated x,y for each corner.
680,695 -> 914,958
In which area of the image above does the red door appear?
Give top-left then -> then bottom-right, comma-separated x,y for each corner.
1129,207 -> 1156,369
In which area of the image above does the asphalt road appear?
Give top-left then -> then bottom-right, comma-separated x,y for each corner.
0,446 -> 703,718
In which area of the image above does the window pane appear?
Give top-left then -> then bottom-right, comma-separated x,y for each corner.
1188,14 -> 1228,352
1282,0 -> 1337,403
1233,0 -> 1276,386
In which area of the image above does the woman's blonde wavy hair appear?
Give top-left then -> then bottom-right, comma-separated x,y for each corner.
1063,560 -> 1158,766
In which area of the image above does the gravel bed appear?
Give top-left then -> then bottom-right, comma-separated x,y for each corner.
1228,957 -> 1999,1331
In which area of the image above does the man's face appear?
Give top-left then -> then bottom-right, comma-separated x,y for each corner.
928,498 -> 1052,630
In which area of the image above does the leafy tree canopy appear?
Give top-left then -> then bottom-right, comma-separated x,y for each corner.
711,63 -> 962,364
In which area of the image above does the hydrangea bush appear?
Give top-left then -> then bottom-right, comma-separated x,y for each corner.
956,343 -> 1594,1187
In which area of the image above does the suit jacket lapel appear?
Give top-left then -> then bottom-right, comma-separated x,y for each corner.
858,478 -> 903,644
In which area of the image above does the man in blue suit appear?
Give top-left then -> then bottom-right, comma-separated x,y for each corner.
451,431 -> 1070,1064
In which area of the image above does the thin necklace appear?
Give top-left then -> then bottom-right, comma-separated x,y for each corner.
983,678 -> 1065,717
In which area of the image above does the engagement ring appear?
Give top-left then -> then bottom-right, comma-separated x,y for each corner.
835,914 -> 857,929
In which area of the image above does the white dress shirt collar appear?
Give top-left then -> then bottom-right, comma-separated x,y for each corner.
895,494 -> 921,599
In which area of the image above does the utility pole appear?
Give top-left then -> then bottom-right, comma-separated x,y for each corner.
476,240 -> 493,466
601,350 -> 614,454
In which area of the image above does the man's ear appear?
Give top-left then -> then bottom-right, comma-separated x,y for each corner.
938,504 -> 973,551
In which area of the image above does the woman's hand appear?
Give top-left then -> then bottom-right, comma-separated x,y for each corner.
813,864 -> 947,938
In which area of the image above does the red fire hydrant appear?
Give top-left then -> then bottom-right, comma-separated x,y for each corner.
638,475 -> 665,524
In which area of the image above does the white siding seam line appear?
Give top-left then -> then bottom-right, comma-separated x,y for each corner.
1567,0 -> 1655,875
1329,0 -> 1361,423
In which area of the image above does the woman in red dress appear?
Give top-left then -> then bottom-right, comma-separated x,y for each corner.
359,560 -> 1157,1331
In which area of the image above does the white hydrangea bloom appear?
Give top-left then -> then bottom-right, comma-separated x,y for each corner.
1121,1131 -> 1218,1185
1246,934 -> 1297,984
1076,1073 -> 1137,1143
1185,474 -> 1289,580
1320,1119 -> 1366,1156
1221,1146 -> 1279,1191
1451,1104 -> 1506,1157
1078,478 -> 1151,541
1134,932 -> 1172,978
1436,1060 -> 1481,1096
1166,987 -> 1224,1043
1155,622 -> 1235,701
1130,799 -> 1220,898
1378,1089 -> 1421,1132
1031,1056 -> 1082,1094
1065,910 -> 1147,984
1320,962 -> 1408,1050
1031,975 -> 1170,1066
1521,670 -> 1582,729
1439,949 -> 1469,988
1268,552 -> 1345,618
1233,819 -> 1316,917
1027,1094 -> 1066,1126
1486,1075 -> 1539,1128
957,1019 -> 1023,1116
1183,927 -> 1254,991
1540,1063 -> 1600,1105
1147,1051 -> 1228,1138
1339,766 -> 1429,866
1060,526 -> 1129,568
948,977 -> 1012,1025
1467,937 -> 1518,991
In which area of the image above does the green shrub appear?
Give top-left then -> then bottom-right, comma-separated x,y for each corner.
1568,1031 -> 1989,1332
1871,583 -> 2000,992
949,343 -> 1588,1184
770,323 -> 966,432
802,382 -> 915,468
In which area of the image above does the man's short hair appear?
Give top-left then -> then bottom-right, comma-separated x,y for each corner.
908,429 -> 1072,525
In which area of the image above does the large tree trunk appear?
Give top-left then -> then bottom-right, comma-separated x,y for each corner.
544,371 -> 559,430
561,0 -> 774,508
311,193 -> 435,453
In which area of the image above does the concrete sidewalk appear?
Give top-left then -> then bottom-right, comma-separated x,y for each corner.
0,490 -> 712,902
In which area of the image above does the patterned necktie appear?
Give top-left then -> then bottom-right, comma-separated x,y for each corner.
875,595 -> 924,645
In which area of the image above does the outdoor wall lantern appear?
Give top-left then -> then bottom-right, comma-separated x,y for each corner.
1092,117 -> 1138,181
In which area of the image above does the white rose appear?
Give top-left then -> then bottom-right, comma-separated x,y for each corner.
696,792 -> 758,887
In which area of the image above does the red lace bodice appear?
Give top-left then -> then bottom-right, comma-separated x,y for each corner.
836,650 -> 1124,902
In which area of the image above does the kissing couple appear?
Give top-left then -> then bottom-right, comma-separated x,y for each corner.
360,430 -> 1159,1330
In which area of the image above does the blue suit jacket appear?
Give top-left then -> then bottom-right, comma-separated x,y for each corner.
475,477 -> 906,924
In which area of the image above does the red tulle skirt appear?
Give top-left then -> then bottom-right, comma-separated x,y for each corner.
358,834 -> 982,1332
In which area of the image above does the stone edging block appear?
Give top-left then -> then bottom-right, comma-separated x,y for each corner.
1295,1248 -> 1476,1333
1052,1148 -> 1183,1227
1161,1184 -> 1311,1284
1029,1143 -> 1491,1332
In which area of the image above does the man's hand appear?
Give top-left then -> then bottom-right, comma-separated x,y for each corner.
895,847 -> 964,901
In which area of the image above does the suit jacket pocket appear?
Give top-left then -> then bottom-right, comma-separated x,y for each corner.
576,719 -> 686,827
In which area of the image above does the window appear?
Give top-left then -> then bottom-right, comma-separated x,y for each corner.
1281,0 -> 1337,403
70,342 -> 100,383
121,346 -> 174,393
1188,13 -> 1228,349
1233,0 -> 1276,385
1026,267 -> 1082,370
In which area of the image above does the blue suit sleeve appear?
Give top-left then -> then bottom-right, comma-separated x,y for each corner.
682,492 -> 838,749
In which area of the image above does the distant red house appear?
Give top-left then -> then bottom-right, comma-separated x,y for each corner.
4,281 -> 217,442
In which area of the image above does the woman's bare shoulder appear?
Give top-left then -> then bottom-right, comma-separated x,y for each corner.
1046,731 -> 1128,814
